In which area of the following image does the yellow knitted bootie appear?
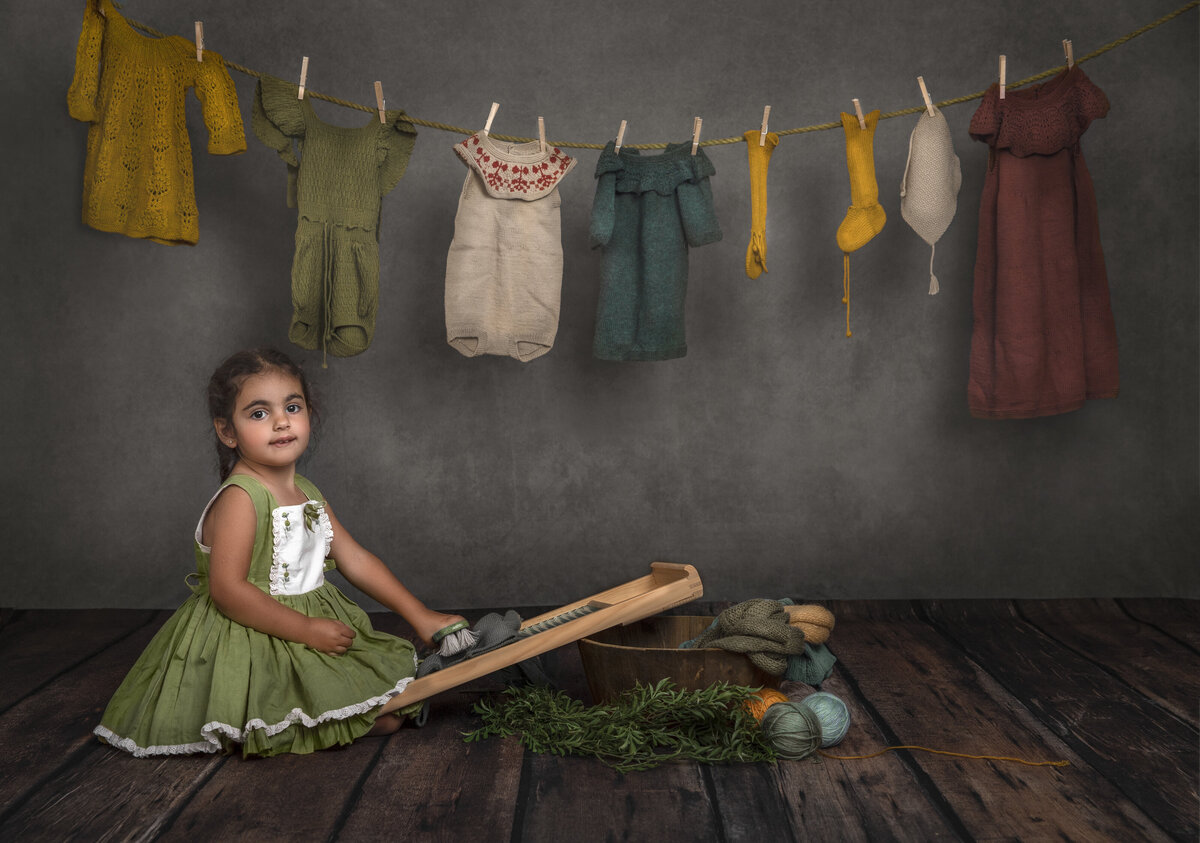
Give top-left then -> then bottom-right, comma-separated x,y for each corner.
744,129 -> 778,279
836,110 -> 886,337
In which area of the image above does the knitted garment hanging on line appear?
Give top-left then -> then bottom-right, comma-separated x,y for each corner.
900,107 -> 962,295
444,132 -> 577,362
744,129 -> 779,279
589,142 -> 722,361
967,66 -> 1119,419
251,75 -> 416,360
67,0 -> 246,245
835,111 -> 886,338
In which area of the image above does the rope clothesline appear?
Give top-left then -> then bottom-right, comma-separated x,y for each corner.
129,1 -> 1198,150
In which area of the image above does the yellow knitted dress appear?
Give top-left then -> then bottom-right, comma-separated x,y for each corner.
67,0 -> 246,245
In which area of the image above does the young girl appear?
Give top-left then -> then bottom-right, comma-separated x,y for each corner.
94,348 -> 468,757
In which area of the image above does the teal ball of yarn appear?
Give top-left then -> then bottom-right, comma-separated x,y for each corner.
801,691 -> 851,747
760,701 -> 822,760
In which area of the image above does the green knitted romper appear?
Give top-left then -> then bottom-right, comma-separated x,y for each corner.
252,75 -> 416,359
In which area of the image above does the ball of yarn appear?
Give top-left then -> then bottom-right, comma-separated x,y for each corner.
784,604 -> 835,645
742,688 -> 789,721
800,691 -> 851,747
759,701 -> 822,760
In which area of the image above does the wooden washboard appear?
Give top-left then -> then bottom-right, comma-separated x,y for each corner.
389,561 -> 703,708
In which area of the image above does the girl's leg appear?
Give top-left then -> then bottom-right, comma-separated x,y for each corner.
376,694 -> 411,717
367,710 -> 405,736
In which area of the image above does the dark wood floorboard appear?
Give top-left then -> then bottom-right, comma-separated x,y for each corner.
827,599 -> 1172,842
772,672 -> 959,842
333,614 -> 527,843
1016,598 -> 1200,727
0,610 -> 171,817
1120,598 -> 1200,652
0,600 -> 1194,841
0,608 -> 159,712
923,599 -> 1198,841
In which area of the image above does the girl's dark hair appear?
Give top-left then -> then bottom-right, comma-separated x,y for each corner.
207,348 -> 317,480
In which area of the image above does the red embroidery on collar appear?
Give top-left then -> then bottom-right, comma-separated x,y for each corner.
460,135 -> 572,196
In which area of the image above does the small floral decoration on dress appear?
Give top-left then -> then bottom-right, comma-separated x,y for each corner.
302,502 -> 321,532
458,135 -> 573,196
281,504 -> 324,539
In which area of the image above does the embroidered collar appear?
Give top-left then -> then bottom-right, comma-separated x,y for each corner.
455,132 -> 575,200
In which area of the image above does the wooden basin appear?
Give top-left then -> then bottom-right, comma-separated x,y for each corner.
578,615 -> 779,703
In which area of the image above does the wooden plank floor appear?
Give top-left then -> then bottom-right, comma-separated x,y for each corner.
0,599 -> 1196,841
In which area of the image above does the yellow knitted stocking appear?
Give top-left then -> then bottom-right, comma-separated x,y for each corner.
744,129 -> 778,279
836,110 -> 886,337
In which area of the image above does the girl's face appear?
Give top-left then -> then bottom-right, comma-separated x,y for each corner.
217,369 -> 311,472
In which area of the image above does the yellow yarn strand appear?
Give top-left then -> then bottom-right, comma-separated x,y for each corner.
819,745 -> 1071,768
842,254 -> 852,338
123,1 -> 1198,150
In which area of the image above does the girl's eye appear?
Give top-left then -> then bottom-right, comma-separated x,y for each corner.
250,409 -> 268,420
287,403 -> 304,414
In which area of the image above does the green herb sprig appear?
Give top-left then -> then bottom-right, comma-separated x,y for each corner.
302,502 -> 321,532
463,678 -> 776,772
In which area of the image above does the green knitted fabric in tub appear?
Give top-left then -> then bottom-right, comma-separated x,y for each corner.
685,599 -> 807,676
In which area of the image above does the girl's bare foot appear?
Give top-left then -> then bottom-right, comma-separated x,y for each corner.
367,713 -> 404,737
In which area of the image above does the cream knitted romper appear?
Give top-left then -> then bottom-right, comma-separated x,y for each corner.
444,133 -> 576,361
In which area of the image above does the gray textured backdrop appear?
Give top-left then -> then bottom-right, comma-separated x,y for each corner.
2,0 -> 1197,609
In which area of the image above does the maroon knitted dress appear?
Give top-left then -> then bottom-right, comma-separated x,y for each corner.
967,67 -> 1119,419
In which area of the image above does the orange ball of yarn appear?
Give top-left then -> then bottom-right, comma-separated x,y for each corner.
743,688 -> 790,721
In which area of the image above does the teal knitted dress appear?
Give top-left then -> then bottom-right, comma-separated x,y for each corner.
93,474 -> 419,757
252,75 -> 417,359
589,142 -> 722,360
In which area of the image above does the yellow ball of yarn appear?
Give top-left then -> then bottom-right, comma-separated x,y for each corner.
742,688 -> 790,721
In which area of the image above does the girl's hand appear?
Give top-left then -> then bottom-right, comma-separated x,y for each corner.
306,618 -> 356,655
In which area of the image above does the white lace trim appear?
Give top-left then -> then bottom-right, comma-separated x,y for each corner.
93,672 -> 415,758
269,500 -> 334,596
269,508 -> 287,595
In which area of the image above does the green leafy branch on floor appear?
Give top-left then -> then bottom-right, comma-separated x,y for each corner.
462,678 -> 776,772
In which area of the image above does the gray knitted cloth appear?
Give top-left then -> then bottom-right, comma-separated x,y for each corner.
416,610 -> 550,687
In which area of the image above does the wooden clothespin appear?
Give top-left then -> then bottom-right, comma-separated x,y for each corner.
615,120 -> 627,153
917,76 -> 935,117
297,57 -> 309,100
482,102 -> 499,137
759,105 -> 771,146
374,81 -> 385,123
999,54 -> 1007,99
691,117 -> 703,155
194,21 -> 204,62
852,98 -> 866,130
1062,39 -> 1074,68
538,116 -> 546,153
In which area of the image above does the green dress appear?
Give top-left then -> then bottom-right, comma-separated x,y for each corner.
94,474 -> 418,757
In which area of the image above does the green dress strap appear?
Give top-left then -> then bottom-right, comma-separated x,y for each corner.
293,473 -> 323,504
218,475 -> 278,589
291,474 -> 336,571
